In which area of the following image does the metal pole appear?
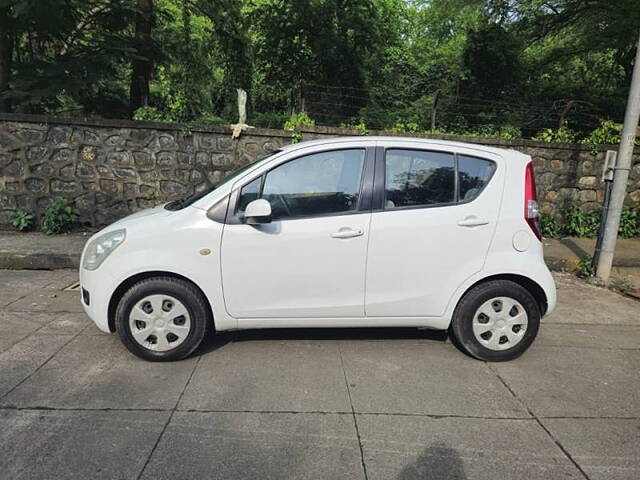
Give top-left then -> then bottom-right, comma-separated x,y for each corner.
592,179 -> 612,270
596,31 -> 640,283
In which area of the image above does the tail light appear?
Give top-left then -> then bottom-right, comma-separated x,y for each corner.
524,162 -> 541,240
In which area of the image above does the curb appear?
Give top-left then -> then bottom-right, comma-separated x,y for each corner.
0,251 -> 635,272
0,252 -> 79,270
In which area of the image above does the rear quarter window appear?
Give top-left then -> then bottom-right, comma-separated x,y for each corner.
457,155 -> 496,202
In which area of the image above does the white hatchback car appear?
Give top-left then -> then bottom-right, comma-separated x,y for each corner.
80,137 -> 556,362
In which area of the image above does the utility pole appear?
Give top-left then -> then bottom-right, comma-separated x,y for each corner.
596,32 -> 640,283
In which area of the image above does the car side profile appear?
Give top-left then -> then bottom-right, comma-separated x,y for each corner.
79,137 -> 556,362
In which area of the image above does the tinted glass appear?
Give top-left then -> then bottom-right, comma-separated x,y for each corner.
458,155 -> 496,201
237,176 -> 261,213
384,150 -> 455,208
261,149 -> 365,219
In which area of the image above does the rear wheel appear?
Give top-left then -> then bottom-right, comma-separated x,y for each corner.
450,280 -> 540,361
115,276 -> 211,361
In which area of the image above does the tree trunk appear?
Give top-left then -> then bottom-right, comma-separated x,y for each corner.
129,0 -> 153,114
0,7 -> 12,113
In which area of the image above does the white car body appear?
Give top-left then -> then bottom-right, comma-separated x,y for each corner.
80,137 -> 556,338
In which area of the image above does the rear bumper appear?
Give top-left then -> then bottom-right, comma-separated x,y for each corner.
539,265 -> 557,316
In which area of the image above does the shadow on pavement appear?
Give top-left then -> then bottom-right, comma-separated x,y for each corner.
192,327 -> 449,357
399,442 -> 467,480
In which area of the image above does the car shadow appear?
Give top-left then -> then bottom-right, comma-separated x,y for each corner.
192,326 -> 449,357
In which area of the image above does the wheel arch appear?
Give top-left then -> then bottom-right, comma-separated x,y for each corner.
455,273 -> 548,318
107,271 -> 214,333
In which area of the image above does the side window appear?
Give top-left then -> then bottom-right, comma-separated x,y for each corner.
458,155 -> 496,202
237,177 -> 262,213
256,149 -> 365,220
384,149 -> 455,208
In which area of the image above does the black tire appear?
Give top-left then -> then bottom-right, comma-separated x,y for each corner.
450,280 -> 540,362
115,276 -> 211,361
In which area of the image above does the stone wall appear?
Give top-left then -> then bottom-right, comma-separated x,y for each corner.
1,113 -> 639,227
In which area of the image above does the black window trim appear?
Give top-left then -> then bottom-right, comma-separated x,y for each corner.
225,146 -> 375,224
373,147 -> 497,212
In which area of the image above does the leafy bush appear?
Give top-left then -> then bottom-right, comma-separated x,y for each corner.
540,212 -> 560,238
532,121 -> 578,143
132,106 -> 170,122
10,208 -> 35,231
253,111 -> 290,129
541,206 -> 640,239
42,198 -> 78,235
619,208 -> 640,238
391,122 -> 420,133
560,204 -> 601,238
580,120 -> 622,152
283,112 -> 315,130
576,254 -> 594,279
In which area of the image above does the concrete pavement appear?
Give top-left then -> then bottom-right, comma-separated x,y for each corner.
0,270 -> 638,479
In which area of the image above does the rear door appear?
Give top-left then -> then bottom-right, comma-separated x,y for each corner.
365,144 -> 504,317
221,147 -> 374,319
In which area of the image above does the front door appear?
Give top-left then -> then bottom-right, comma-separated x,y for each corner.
365,146 -> 503,317
221,148 -> 372,318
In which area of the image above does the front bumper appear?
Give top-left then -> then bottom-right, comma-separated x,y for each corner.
79,266 -> 116,333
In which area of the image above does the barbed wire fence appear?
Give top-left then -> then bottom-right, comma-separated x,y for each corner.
294,82 -> 613,136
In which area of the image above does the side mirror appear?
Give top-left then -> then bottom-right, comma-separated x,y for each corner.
244,199 -> 272,225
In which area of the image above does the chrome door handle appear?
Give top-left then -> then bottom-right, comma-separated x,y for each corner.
457,216 -> 489,227
331,227 -> 364,239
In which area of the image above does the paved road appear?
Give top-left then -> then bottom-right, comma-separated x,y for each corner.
0,270 -> 638,480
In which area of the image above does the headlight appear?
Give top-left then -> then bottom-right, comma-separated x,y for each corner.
82,229 -> 126,270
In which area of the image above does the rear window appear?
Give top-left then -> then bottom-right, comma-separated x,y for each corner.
384,150 -> 455,208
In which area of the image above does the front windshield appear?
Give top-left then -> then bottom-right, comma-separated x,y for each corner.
165,151 -> 279,210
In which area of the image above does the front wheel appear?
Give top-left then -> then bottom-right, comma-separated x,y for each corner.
115,276 -> 211,361
450,280 -> 540,362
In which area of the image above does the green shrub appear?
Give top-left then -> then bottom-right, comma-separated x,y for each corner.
42,197 -> 78,234
10,208 -> 35,231
619,208 -> 640,238
391,122 -> 420,133
540,212 -> 560,238
560,204 -> 601,238
576,254 -> 594,279
283,112 -> 315,130
541,206 -> 640,239
253,111 -> 289,129
132,106 -> 170,122
532,121 -> 578,143
580,120 -> 622,152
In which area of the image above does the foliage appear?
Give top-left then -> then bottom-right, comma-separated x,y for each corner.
532,122 -> 578,144
42,197 -> 78,235
540,212 -> 560,238
540,206 -> 640,239
252,111 -> 290,129
391,122 -> 420,133
132,106 -> 170,123
576,254 -> 594,279
558,204 -> 601,238
580,120 -> 622,151
283,112 -> 315,131
10,208 -> 34,231
290,132 -> 302,144
0,0 -> 637,139
618,208 -> 640,239
579,119 -> 640,153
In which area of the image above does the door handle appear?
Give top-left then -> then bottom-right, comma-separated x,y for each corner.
331,227 -> 364,239
457,216 -> 489,227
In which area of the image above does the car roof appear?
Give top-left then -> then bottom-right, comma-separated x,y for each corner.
279,136 -> 521,158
